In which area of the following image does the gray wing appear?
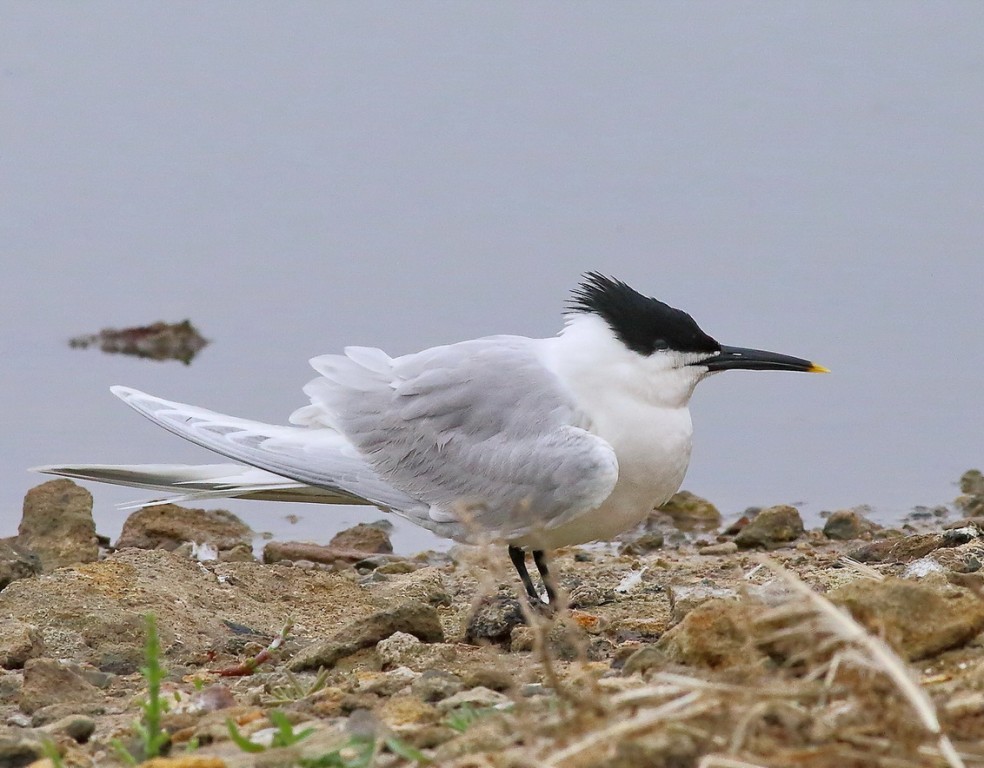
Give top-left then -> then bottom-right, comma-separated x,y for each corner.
109,387 -> 425,515
297,337 -> 619,541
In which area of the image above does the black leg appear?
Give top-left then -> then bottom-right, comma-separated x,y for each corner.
508,545 -> 542,603
532,550 -> 557,605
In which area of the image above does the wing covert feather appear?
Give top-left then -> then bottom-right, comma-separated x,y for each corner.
305,337 -> 619,539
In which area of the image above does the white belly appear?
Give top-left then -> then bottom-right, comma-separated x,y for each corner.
514,404 -> 693,549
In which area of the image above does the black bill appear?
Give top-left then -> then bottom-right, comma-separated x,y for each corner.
701,345 -> 829,373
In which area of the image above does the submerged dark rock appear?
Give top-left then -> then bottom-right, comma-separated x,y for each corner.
69,319 -> 208,364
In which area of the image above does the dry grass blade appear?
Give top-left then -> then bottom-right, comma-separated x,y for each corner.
697,757 -> 769,768
633,671 -> 818,701
761,560 -> 966,768
544,691 -> 713,767
838,556 -> 885,581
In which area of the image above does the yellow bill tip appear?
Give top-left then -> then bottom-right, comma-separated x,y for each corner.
808,362 -> 831,374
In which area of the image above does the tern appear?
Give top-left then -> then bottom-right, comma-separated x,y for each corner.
37,274 -> 827,605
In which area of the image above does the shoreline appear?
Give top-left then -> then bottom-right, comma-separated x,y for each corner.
1,473 -> 982,767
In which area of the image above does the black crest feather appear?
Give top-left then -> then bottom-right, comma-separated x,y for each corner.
568,273 -> 720,356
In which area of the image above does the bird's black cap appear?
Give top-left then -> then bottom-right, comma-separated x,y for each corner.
568,273 -> 720,356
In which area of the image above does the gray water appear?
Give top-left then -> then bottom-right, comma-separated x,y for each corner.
2,2 -> 981,553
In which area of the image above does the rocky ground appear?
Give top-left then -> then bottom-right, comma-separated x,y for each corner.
1,471 -> 984,768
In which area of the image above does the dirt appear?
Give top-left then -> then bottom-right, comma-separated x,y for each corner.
3,477 -> 984,767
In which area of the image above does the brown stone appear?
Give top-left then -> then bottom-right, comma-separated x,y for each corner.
734,505 -> 804,549
116,503 -> 252,552
18,480 -> 97,570
823,508 -> 882,540
0,620 -> 44,669
657,490 -> 722,532
19,658 -> 101,714
829,575 -> 984,660
655,598 -> 760,668
850,528 -> 981,564
263,539 -> 402,566
289,600 -> 444,671
0,537 -> 41,590
329,522 -> 393,554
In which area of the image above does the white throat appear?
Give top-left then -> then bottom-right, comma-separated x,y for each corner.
545,313 -> 708,410
522,312 -> 703,548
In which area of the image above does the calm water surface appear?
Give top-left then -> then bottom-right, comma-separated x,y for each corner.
2,3 -> 981,552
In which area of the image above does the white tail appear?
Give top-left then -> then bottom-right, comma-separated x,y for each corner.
35,386 -> 424,516
31,462 -> 371,509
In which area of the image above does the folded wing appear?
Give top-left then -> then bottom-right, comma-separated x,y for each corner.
299,337 -> 620,539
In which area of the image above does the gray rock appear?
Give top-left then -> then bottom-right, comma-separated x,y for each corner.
463,596 -> 526,645
0,620 -> 44,669
956,469 -> 984,517
18,480 -> 97,570
19,658 -> 101,714
116,503 -> 253,553
697,541 -> 738,556
0,538 -> 40,591
734,505 -> 804,548
436,686 -> 510,713
377,631 -> 423,668
0,670 -> 22,702
411,669 -> 465,702
217,542 -> 256,562
621,645 -> 665,676
373,566 -> 452,607
902,557 -> 946,579
509,620 -> 596,661
39,713 -> 96,742
0,728 -> 43,766
458,665 -> 516,692
568,582 -> 616,608
618,531 -> 664,556
289,600 -> 444,671
609,730 -> 699,768
30,702 -> 105,727
962,469 -> 984,496
373,560 -> 418,574
5,713 -> 30,728
359,666 -> 418,696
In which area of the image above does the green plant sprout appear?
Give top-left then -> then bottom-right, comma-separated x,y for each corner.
110,613 -> 170,764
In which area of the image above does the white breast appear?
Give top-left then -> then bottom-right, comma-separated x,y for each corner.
521,314 -> 703,549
